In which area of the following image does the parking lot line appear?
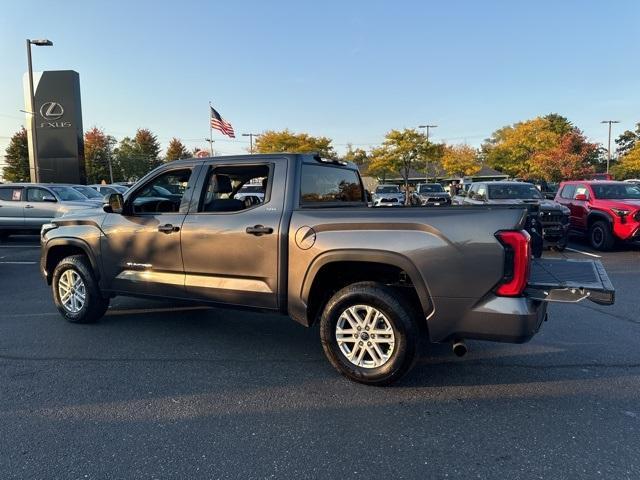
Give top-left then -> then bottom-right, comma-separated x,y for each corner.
565,247 -> 601,258
0,245 -> 40,248
0,261 -> 38,264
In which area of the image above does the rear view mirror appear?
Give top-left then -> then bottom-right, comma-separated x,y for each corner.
575,193 -> 588,201
103,193 -> 124,214
42,195 -> 57,202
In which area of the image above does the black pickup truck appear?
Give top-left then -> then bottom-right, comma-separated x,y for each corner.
40,154 -> 614,385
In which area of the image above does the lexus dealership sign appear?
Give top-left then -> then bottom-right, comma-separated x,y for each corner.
23,70 -> 85,183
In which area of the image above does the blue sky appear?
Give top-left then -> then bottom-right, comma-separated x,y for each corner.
1,0 -> 638,158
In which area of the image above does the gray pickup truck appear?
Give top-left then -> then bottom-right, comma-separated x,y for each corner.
40,154 -> 615,385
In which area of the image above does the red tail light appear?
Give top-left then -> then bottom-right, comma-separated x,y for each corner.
495,230 -> 531,297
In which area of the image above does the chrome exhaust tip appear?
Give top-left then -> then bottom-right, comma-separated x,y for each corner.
452,340 -> 468,357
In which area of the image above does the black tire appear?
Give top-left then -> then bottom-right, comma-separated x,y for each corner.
52,255 -> 109,323
0,230 -> 10,240
319,281 -> 419,386
589,220 -> 615,251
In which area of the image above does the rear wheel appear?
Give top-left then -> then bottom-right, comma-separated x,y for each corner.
319,282 -> 419,386
589,220 -> 615,251
52,255 -> 109,323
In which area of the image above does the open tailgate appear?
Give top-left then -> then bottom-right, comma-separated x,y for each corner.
525,258 -> 615,305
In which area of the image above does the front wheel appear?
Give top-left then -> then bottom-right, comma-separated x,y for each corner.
319,282 -> 419,386
52,255 -> 109,323
589,221 -> 615,251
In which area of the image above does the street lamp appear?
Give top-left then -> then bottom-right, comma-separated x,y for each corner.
601,120 -> 620,174
26,38 -> 53,183
242,133 -> 261,154
418,124 -> 437,182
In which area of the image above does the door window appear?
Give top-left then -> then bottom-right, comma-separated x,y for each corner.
198,164 -> 271,213
0,188 -> 22,201
26,188 -> 52,202
560,184 -> 576,199
130,169 -> 193,214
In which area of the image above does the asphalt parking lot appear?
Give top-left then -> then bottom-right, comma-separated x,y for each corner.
0,236 -> 639,479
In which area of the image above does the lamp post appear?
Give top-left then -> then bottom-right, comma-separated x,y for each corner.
418,124 -> 437,182
242,133 -> 261,153
204,138 -> 215,156
600,120 -> 620,174
26,38 -> 53,183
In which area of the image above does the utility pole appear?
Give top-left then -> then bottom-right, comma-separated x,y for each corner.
418,124 -> 437,182
26,38 -> 53,182
601,120 -> 620,174
106,137 -> 116,184
242,133 -> 261,153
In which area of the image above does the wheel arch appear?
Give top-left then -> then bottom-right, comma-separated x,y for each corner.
587,211 -> 613,229
43,238 -> 101,285
300,250 -> 433,328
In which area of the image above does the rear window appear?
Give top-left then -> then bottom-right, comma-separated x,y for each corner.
300,164 -> 364,204
488,183 -> 543,200
0,187 -> 22,201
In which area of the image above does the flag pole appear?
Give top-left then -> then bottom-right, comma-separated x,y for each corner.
208,101 -> 214,156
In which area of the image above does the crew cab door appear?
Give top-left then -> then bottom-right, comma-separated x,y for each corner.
569,184 -> 590,230
180,160 -> 286,309
100,166 -> 198,297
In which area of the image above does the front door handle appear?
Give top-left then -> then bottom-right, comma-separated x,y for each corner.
158,224 -> 180,234
25,205 -> 34,209
246,225 -> 273,236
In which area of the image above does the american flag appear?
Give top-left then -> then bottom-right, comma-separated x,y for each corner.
210,106 -> 235,138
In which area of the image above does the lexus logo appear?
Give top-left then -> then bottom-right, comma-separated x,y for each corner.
39,102 -> 64,121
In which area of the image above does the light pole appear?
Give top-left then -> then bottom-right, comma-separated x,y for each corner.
242,133 -> 261,153
601,120 -> 620,174
204,138 -> 215,156
106,137 -> 117,184
26,38 -> 53,183
418,124 -> 437,182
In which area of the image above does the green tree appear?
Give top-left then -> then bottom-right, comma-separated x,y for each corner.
612,142 -> 640,179
483,115 -> 597,181
165,138 -> 192,161
115,128 -> 162,181
2,127 -> 30,182
368,129 -> 429,204
84,127 -> 116,183
254,129 -> 336,159
615,123 -> 640,158
441,144 -> 482,177
343,144 -> 369,173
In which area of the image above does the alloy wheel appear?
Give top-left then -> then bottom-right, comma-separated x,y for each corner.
58,269 -> 86,313
335,305 -> 395,369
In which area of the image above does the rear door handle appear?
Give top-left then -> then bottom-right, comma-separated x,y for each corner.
158,224 -> 180,233
25,205 -> 34,209
246,225 -> 273,236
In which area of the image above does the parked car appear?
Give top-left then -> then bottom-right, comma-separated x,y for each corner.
372,184 -> 405,206
0,183 -> 98,238
461,181 -> 569,251
40,154 -> 614,385
555,180 -> 640,250
70,185 -> 105,202
416,183 -> 451,206
234,183 -> 266,205
89,184 -> 129,196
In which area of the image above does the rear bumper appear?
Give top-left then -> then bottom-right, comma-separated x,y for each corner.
427,296 -> 547,344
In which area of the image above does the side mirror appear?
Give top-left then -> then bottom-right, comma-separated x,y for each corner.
103,193 -> 124,214
575,193 -> 588,201
42,195 -> 57,202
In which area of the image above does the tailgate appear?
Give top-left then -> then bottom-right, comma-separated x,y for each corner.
525,258 -> 615,305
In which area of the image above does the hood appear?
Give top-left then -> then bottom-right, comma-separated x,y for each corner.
62,200 -> 104,208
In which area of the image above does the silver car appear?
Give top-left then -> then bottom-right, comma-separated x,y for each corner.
0,183 -> 98,238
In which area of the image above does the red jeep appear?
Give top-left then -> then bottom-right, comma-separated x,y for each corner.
555,181 -> 640,250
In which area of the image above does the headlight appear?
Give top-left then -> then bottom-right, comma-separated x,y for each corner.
611,208 -> 630,217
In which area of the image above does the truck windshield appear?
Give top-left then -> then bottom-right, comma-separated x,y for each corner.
592,183 -> 640,199
376,186 -> 399,194
419,184 -> 444,193
50,186 -> 87,201
488,184 -> 543,200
